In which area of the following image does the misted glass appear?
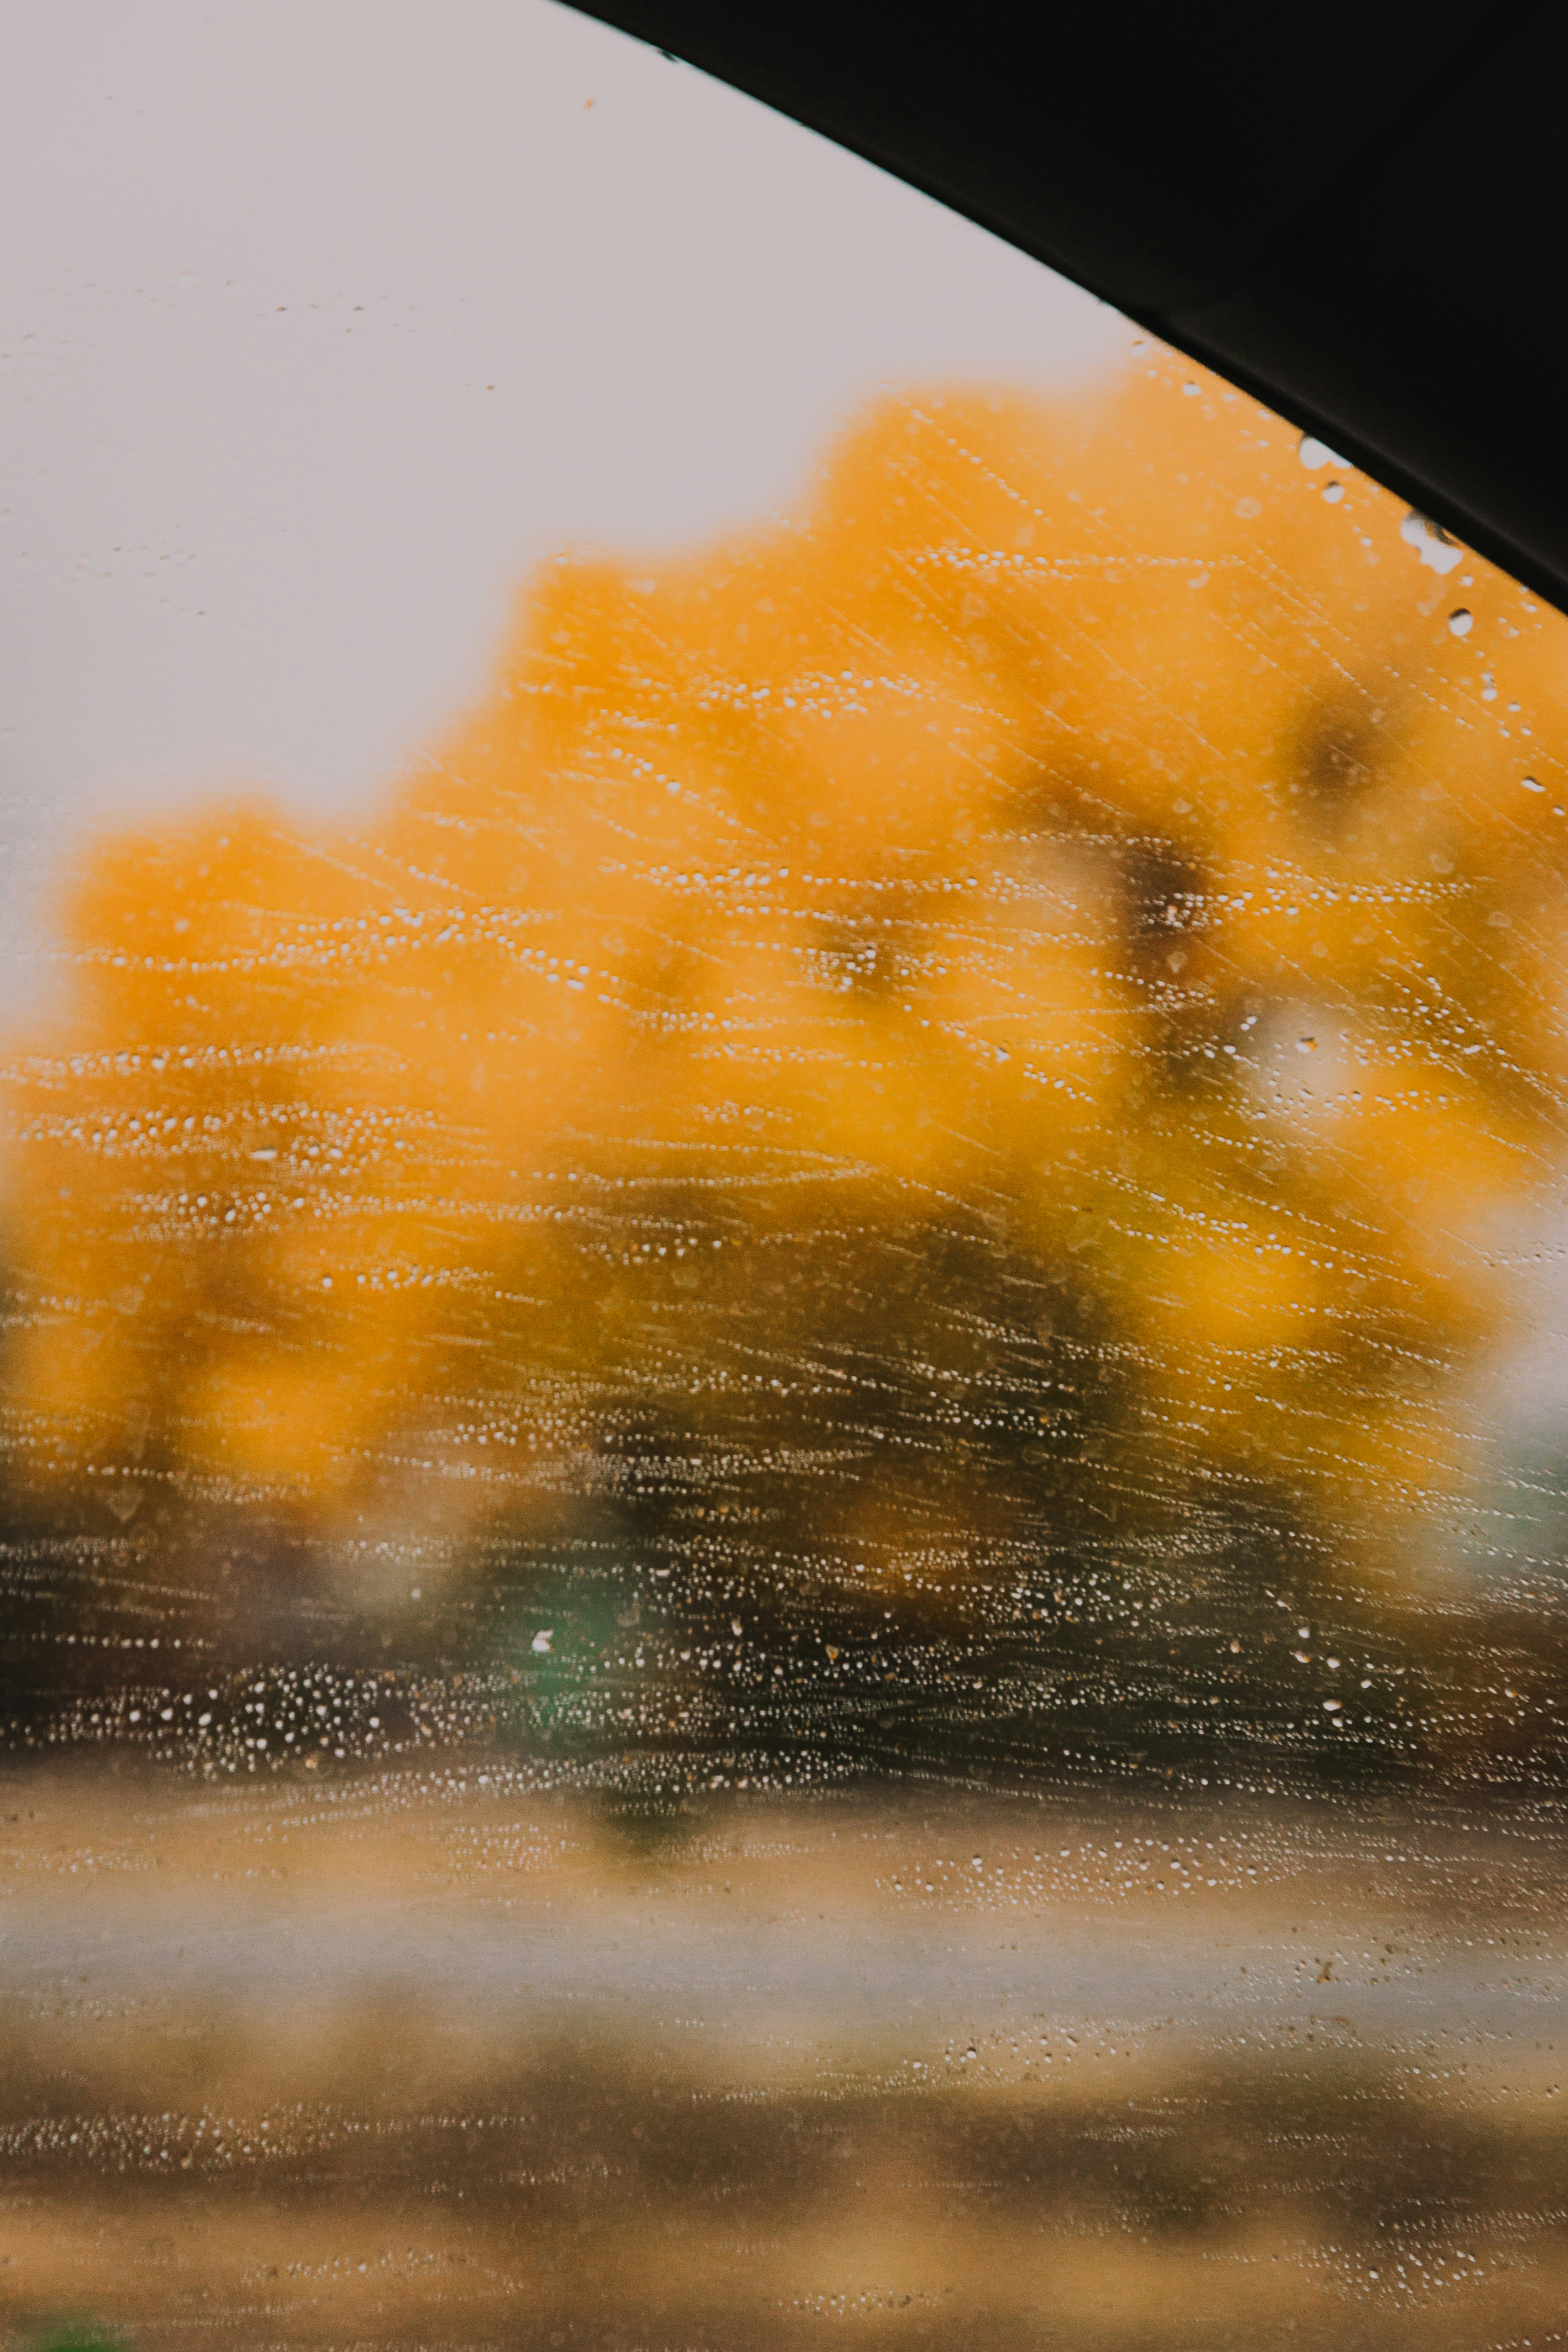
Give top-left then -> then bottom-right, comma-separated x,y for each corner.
4,6 -> 1567,2349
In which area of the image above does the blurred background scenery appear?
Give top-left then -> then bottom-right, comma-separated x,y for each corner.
4,4 -> 1568,2348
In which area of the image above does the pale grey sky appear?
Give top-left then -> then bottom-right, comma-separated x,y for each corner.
1,0 -> 1131,976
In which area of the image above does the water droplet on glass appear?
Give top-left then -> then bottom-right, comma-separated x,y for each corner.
1298,434 -> 1346,470
1400,509 -> 1463,574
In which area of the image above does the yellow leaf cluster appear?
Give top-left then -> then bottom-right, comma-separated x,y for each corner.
6,360 -> 1566,1599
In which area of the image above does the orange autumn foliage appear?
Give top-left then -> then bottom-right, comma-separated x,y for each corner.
6,358 -> 1568,1597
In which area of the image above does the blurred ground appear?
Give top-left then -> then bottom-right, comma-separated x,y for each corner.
1,1766 -> 1564,2349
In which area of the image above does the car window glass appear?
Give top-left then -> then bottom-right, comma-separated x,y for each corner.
4,7 -> 1568,2349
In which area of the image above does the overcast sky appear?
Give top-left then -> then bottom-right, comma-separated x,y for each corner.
1,0 -> 1131,978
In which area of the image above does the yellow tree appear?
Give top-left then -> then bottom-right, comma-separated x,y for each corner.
4,357 -> 1566,1640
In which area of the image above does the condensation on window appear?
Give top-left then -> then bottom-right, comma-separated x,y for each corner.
5,40 -> 1568,2352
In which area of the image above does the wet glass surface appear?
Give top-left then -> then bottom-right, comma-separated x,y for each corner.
5,8 -> 1568,2350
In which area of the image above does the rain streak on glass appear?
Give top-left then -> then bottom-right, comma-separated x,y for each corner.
4,10 -> 1568,2352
